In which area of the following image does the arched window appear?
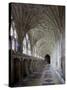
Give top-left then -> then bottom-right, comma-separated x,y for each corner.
10,25 -> 13,36
12,39 -> 15,50
27,40 -> 31,56
10,21 -> 18,52
23,33 -> 31,56
23,37 -> 27,54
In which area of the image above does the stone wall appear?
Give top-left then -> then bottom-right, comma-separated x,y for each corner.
9,51 -> 44,87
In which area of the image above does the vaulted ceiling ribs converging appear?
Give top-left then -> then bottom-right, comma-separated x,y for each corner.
11,3 -> 65,58
28,25 -> 56,58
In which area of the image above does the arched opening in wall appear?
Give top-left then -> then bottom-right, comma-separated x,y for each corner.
45,54 -> 50,64
9,20 -> 19,52
23,33 -> 31,56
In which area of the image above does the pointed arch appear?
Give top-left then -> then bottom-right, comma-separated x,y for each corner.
10,20 -> 18,52
23,33 -> 31,56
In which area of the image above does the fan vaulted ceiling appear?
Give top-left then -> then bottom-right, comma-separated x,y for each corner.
11,3 -> 65,58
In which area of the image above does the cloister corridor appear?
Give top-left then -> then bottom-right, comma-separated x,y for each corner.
9,3 -> 65,87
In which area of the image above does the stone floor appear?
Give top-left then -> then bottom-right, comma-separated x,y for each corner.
14,64 -> 65,87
